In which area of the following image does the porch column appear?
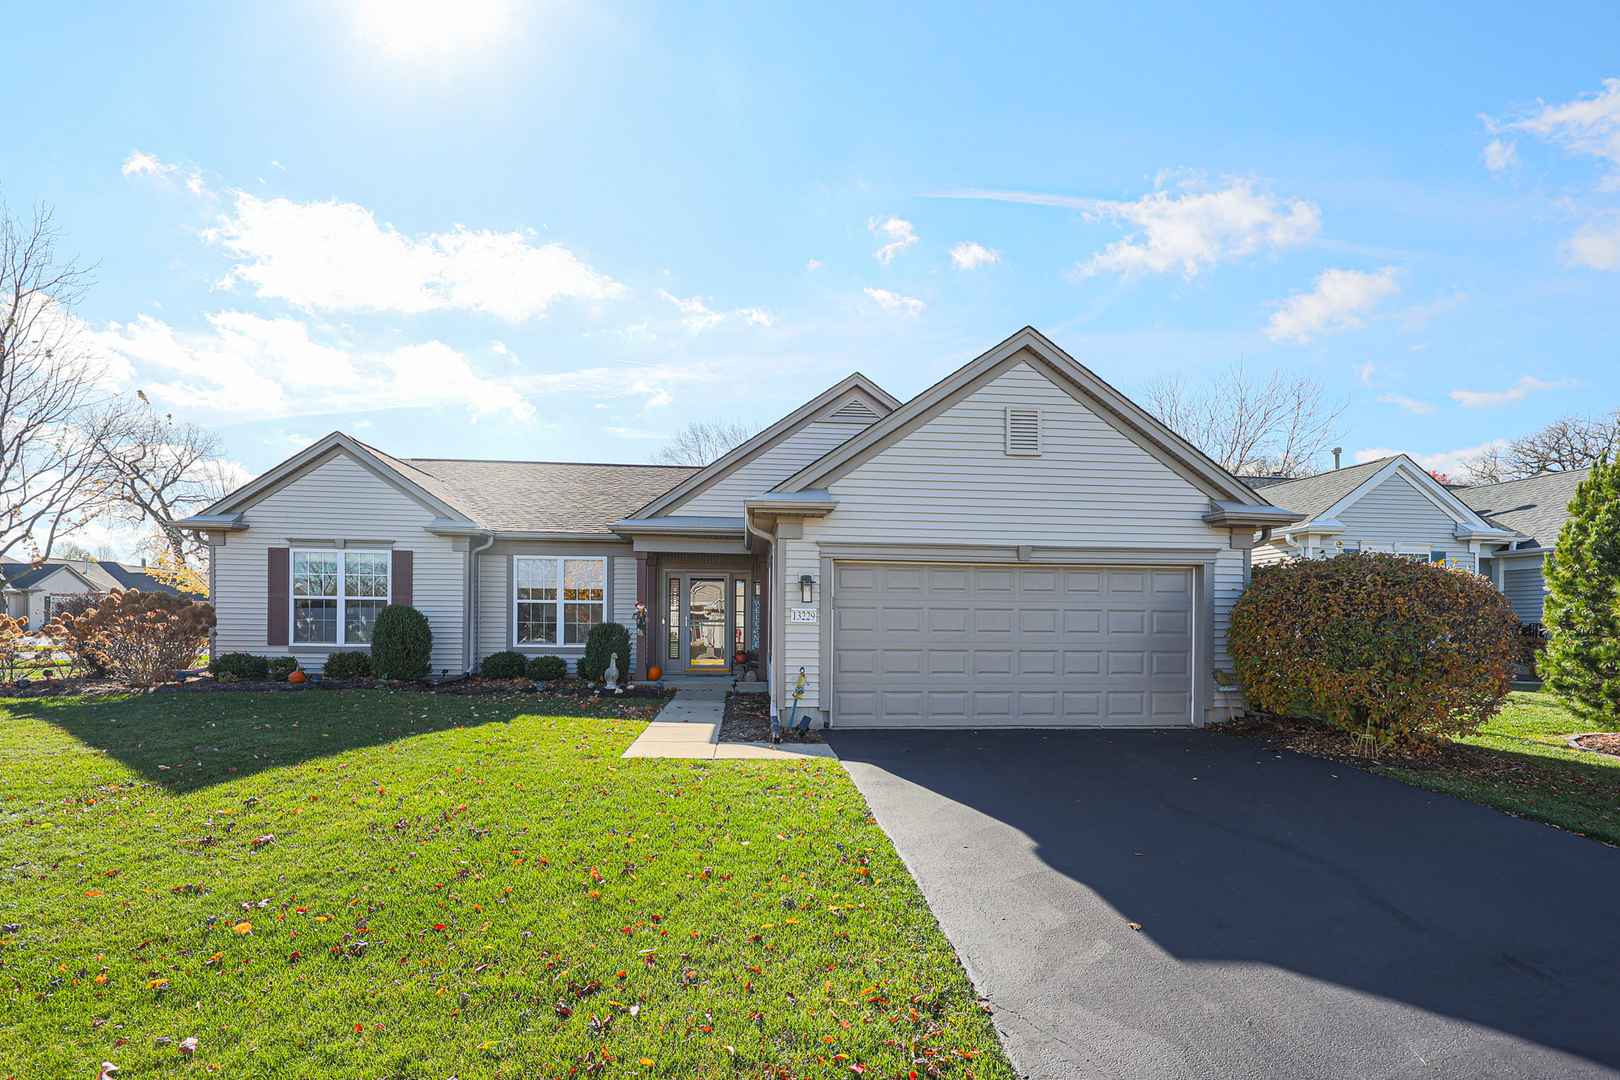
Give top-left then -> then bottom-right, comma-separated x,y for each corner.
756,550 -> 770,678
635,552 -> 655,679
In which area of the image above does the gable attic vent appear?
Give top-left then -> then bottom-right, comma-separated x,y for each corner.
827,398 -> 880,423
1005,407 -> 1041,455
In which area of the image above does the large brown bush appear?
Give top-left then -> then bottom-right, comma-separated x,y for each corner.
47,590 -> 215,685
1228,552 -> 1519,746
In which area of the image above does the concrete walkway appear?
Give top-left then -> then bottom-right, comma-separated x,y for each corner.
621,682 -> 837,760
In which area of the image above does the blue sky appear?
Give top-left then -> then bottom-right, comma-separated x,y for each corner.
6,1 -> 1619,503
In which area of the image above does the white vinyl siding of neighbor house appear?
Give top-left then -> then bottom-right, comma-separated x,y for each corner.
211,451 -> 464,674
1335,473 -> 1476,570
1503,560 -> 1548,623
1250,543 -> 1291,568
677,418 -> 876,516
790,358 -> 1236,717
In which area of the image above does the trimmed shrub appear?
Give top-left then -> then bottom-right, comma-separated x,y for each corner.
268,656 -> 300,682
480,650 -> 528,680
1229,552 -> 1519,746
46,590 -> 216,686
526,654 -> 568,681
0,615 -> 33,682
578,621 -> 631,682
209,652 -> 270,681
322,651 -> 371,679
370,605 -> 432,681
1541,457 -> 1620,723
44,593 -> 109,676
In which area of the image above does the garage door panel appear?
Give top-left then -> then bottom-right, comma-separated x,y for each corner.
832,562 -> 1193,727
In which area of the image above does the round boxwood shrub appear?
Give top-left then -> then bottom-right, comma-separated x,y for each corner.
267,656 -> 300,682
323,651 -> 371,680
526,654 -> 568,681
1229,552 -> 1519,746
578,621 -> 631,682
480,650 -> 528,680
209,652 -> 269,681
370,605 -> 433,681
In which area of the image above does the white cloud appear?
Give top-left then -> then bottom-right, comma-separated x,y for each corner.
1355,439 -> 1508,479
1265,266 -> 1400,343
1377,393 -> 1435,415
863,287 -> 925,318
1564,218 -> 1620,270
1075,178 -> 1320,279
657,290 -> 776,331
869,216 -> 918,264
96,311 -> 537,422
203,192 -> 625,321
1494,78 -> 1620,182
1483,138 -> 1519,172
806,259 -> 823,272
948,241 -> 1001,270
122,151 -> 175,179
1449,375 -> 1574,408
490,340 -> 510,355
1353,362 -> 1378,385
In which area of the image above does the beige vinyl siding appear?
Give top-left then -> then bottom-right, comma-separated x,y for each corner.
1503,560 -> 1548,622
779,537 -> 824,710
612,555 -> 639,672
678,419 -> 874,516
1336,473 -> 1475,569
211,451 -> 464,674
1251,543 -> 1290,567
804,362 -> 1219,544
475,550 -> 508,662
1212,547 -> 1244,668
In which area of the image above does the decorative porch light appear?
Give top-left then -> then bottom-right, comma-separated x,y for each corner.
799,574 -> 814,603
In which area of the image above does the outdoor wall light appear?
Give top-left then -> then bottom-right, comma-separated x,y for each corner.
799,575 -> 815,603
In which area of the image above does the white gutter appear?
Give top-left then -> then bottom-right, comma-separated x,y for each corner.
464,532 -> 495,673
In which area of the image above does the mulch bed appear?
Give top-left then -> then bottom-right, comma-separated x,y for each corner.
0,674 -> 670,702
1214,711 -> 1530,779
1570,732 -> 1620,758
720,691 -> 824,744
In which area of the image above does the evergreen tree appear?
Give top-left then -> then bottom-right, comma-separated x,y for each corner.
1541,456 -> 1620,723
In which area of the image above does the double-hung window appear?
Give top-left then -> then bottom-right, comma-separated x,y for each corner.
515,557 -> 605,646
292,550 -> 390,645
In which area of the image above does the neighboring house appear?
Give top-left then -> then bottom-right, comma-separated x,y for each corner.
1249,455 -> 1513,571
174,327 -> 1302,728
0,559 -> 185,630
1456,468 -> 1591,624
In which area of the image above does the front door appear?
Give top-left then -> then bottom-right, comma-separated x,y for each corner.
686,577 -> 729,669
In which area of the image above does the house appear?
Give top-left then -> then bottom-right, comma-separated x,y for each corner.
0,559 -> 186,630
173,327 -> 1303,727
1456,468 -> 1591,625
1250,455 -> 1513,570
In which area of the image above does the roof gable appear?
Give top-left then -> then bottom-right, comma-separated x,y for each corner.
634,374 -> 899,518
774,327 -> 1265,504
1265,455 -> 1500,533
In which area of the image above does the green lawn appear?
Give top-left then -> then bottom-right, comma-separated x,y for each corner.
0,690 -> 1011,1079
1374,690 -> 1620,845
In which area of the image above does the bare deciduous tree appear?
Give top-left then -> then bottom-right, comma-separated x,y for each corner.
0,201 -> 124,561
650,419 -> 760,466
1141,364 -> 1347,479
97,409 -> 234,569
1460,410 -> 1620,484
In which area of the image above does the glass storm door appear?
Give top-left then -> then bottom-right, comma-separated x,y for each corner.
686,578 -> 728,668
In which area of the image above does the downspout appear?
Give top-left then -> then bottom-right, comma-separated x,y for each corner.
464,531 -> 495,674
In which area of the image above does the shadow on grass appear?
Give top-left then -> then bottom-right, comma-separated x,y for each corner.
1,689 -> 616,795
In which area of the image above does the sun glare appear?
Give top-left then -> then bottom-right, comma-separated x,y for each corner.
351,0 -> 509,59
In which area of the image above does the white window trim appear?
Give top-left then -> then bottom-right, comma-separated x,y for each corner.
290,548 -> 391,647
512,556 -> 608,649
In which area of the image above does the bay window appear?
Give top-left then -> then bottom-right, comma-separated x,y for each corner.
293,550 -> 390,645
516,557 -> 606,646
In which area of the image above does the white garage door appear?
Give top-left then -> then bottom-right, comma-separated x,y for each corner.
831,562 -> 1194,727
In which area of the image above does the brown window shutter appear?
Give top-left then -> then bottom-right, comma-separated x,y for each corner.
392,549 -> 414,607
267,547 -> 290,646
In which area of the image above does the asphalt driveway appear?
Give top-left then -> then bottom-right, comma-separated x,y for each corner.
828,728 -> 1620,1079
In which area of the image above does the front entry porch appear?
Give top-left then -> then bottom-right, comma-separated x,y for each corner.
635,552 -> 767,682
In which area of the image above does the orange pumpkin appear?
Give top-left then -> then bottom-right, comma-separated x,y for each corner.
646,665 -> 663,681
289,670 -> 307,684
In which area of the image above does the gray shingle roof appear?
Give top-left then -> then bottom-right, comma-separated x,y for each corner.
1453,468 -> 1591,547
1251,457 -> 1399,520
392,457 -> 700,534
